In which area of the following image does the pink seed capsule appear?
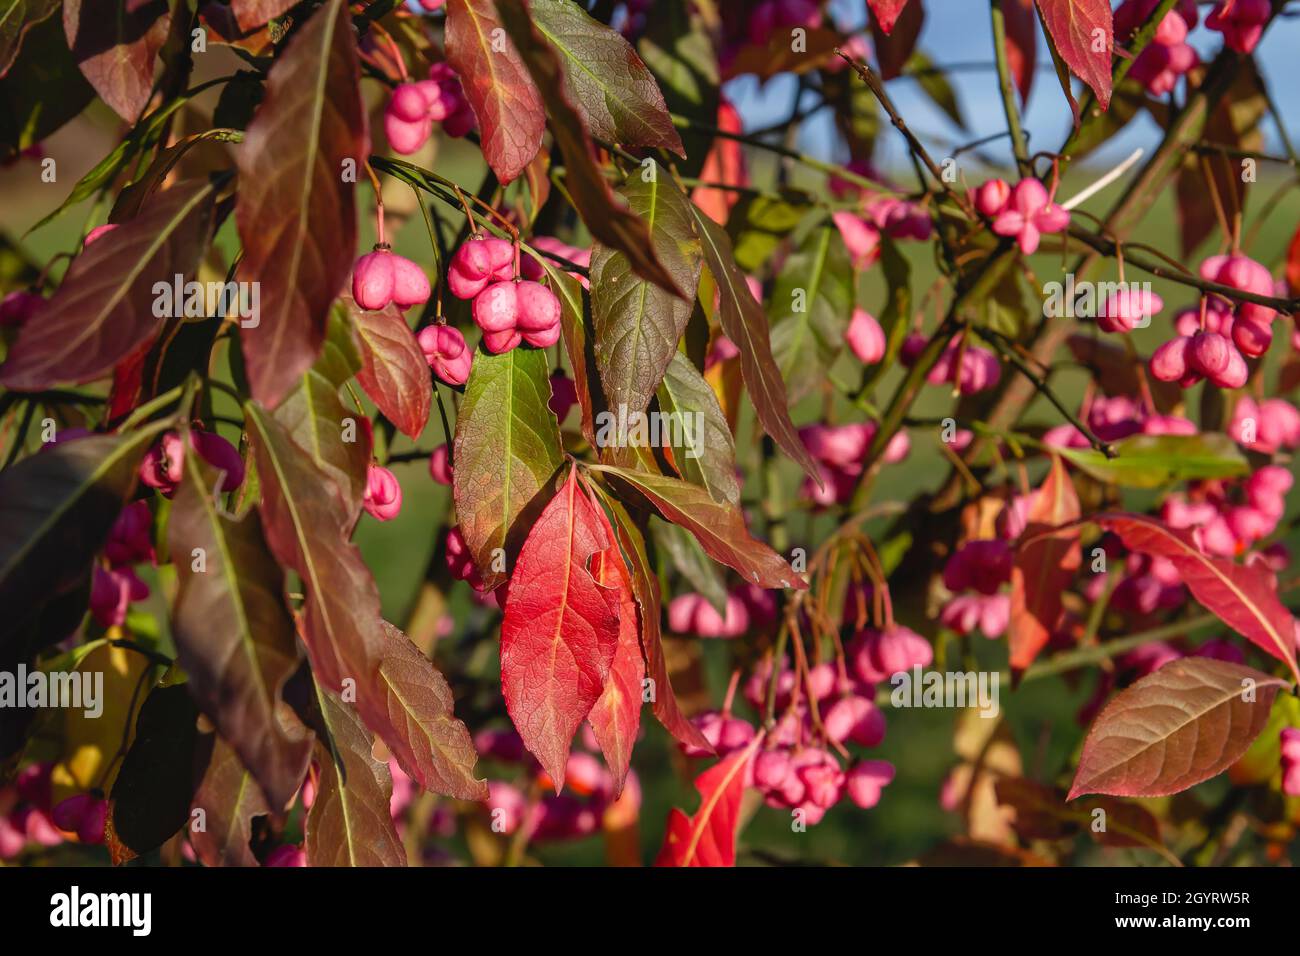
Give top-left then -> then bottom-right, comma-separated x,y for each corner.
521,322 -> 561,349
1189,330 -> 1232,377
384,112 -> 432,155
482,327 -> 522,354
473,280 -> 520,334
428,444 -> 452,484
352,250 -> 396,311
192,430 -> 245,490
514,280 -> 561,333
1148,335 -> 1191,382
416,324 -> 473,386
974,179 -> 1011,217
845,307 -> 886,364
389,254 -> 431,309
389,83 -> 431,123
1213,342 -> 1249,388
448,237 -> 515,299
363,464 -> 402,521
1231,314 -> 1272,358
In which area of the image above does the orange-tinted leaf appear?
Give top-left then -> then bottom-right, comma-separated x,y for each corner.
501,467 -> 622,786
236,0 -> 368,407
231,0 -> 294,33
1069,657 -> 1287,799
345,296 -> 431,440
1009,455 -> 1080,676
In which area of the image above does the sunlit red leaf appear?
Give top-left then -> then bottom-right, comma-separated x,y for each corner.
1069,657 -> 1288,799
1035,0 -> 1112,110
345,295 -> 431,440
655,735 -> 761,866
1096,512 -> 1300,683
501,466 -> 622,786
1002,0 -> 1038,104
1009,455 -> 1080,677
231,0 -> 294,33
868,0 -> 913,35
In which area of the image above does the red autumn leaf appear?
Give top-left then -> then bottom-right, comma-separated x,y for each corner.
1035,0 -> 1112,110
344,295 -> 431,440
0,180 -> 216,391
690,100 -> 745,227
1009,455 -> 1080,676
236,0 -> 368,407
867,0 -> 913,35
1096,512 -> 1300,683
445,0 -> 547,184
231,0 -> 295,33
1002,0 -> 1038,104
1069,657 -> 1288,799
655,735 -> 761,867
63,0 -> 171,122
586,498 -> 644,798
869,0 -> 923,80
501,466 -> 622,787
1285,222 -> 1300,297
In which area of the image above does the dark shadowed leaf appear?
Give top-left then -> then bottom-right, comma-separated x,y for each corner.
496,0 -> 681,296
232,0 -> 294,33
306,682 -> 406,867
530,0 -> 683,156
169,448 -> 313,810
344,295 -> 431,440
109,683 -> 213,858
452,344 -> 564,591
1069,658 -> 1288,799
1009,455 -> 1080,676
1,180 -> 216,390
0,426 -> 165,656
445,0 -> 545,184
189,736 -> 272,867
0,0 -> 59,77
545,260 -> 602,446
591,161 -> 702,418
501,467 -> 621,786
769,225 -> 854,405
869,0 -> 922,79
907,52 -> 965,129
637,0 -> 718,177
236,0 -> 367,407
592,464 -> 805,590
1002,0 -> 1038,104
688,203 -> 819,484
650,517 -> 728,615
63,0 -> 170,121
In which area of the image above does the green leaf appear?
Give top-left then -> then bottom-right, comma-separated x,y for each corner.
769,225 -> 854,404
0,0 -> 59,78
906,51 -> 965,129
591,161 -> 702,419
1059,433 -> 1249,489
728,193 -> 809,274
452,344 -> 564,591
650,517 -> 728,615
0,13 -> 93,156
530,0 -> 683,157
636,0 -> 717,178
656,352 -> 739,505
545,260 -> 602,447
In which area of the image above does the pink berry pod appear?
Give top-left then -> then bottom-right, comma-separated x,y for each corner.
831,210 -> 881,270
448,236 -> 515,299
850,625 -> 933,685
139,430 -> 186,496
352,249 -> 396,310
389,82 -> 431,122
52,793 -> 107,844
974,178 -> 1011,218
1142,414 -> 1197,436
384,111 -> 432,155
548,372 -> 578,421
514,280 -> 561,333
105,500 -> 156,567
666,593 -> 704,633
83,223 -> 118,247
1211,344 -> 1249,389
753,749 -> 792,792
1148,335 -> 1192,382
90,565 -> 149,628
417,324 -> 473,386
0,289 -> 43,327
363,464 -> 402,521
844,760 -> 895,809
1246,464 -> 1294,504
1189,330 -> 1233,377
1206,0 -> 1271,55
265,844 -> 307,867
387,253 -> 431,309
442,105 -> 477,139
475,726 -> 527,763
1231,313 -> 1272,358
1226,505 -> 1273,546
1097,288 -> 1164,333
428,444 -> 452,485
823,695 -> 886,747
846,307 -> 886,364
472,280 -> 520,334
192,430 -> 245,490
482,327 -> 522,354
1281,727 -> 1300,797
956,346 -> 1001,395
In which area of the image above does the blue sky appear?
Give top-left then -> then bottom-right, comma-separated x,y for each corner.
724,0 -> 1300,171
